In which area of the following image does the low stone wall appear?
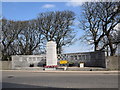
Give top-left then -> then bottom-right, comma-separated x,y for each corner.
0,61 -> 12,70
106,56 -> 119,70
12,51 -> 106,69
12,55 -> 46,69
58,51 -> 106,68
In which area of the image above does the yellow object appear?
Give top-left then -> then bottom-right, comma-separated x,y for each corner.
59,60 -> 68,64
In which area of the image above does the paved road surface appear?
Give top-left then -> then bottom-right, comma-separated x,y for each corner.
2,71 -> 118,89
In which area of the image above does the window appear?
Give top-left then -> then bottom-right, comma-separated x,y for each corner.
78,55 -> 82,60
74,55 -> 77,60
82,55 -> 85,60
71,56 -> 74,60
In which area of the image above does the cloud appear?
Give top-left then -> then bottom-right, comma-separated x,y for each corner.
42,4 -> 55,8
66,0 -> 102,7
66,0 -> 84,7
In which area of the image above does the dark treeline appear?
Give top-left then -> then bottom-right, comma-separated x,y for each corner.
1,11 -> 76,60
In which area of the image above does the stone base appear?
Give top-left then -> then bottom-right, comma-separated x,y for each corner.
57,67 -> 67,71
45,68 -> 56,70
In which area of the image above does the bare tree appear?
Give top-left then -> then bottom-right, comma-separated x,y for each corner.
80,2 -> 120,56
1,10 -> 75,60
1,18 -> 45,60
1,18 -> 23,60
36,11 -> 76,54
16,20 -> 45,55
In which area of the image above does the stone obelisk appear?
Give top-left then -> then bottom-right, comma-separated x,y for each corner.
46,41 -> 57,66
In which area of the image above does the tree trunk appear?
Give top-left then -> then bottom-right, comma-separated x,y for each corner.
106,45 -> 109,56
56,44 -> 62,54
94,42 -> 98,51
109,45 -> 116,56
107,35 -> 116,56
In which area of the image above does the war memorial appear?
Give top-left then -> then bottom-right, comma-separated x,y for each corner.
11,41 -> 106,70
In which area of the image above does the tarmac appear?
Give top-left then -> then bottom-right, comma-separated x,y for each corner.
2,70 -> 119,89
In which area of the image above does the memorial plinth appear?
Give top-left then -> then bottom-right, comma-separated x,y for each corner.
46,41 -> 57,69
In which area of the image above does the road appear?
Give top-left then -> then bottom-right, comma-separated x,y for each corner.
1,71 -> 119,89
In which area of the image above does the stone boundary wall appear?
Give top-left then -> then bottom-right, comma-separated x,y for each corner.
0,61 -> 12,70
11,51 -> 106,69
58,51 -> 106,68
1,56 -> 119,70
12,55 -> 46,69
106,56 -> 119,70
